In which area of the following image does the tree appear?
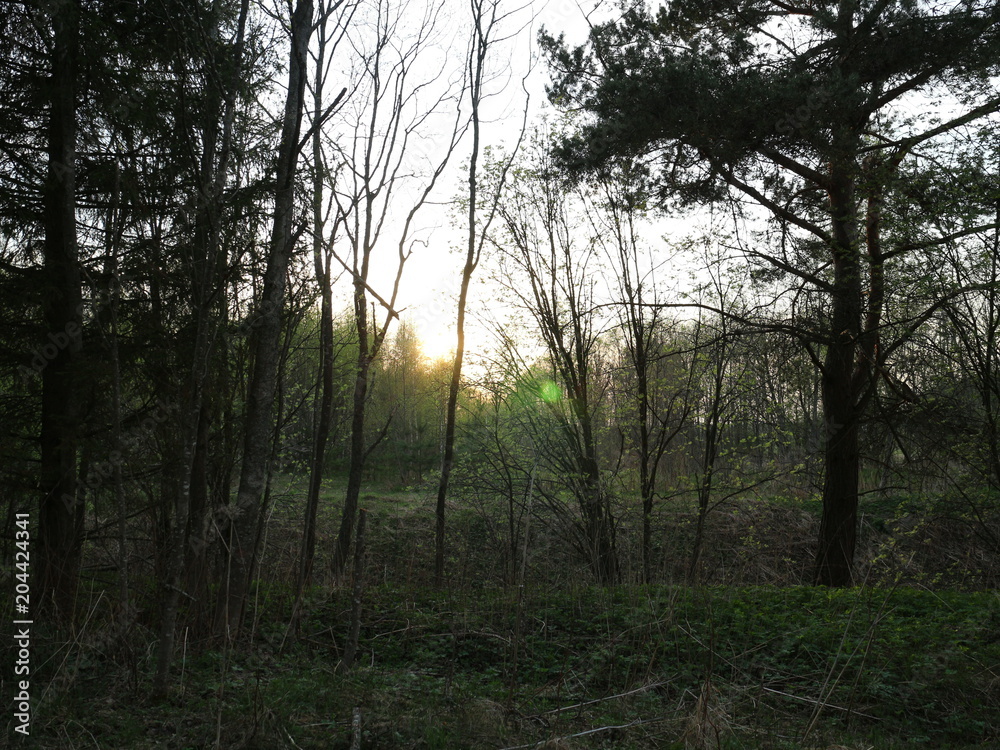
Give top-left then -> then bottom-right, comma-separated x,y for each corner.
434,0 -> 528,585
906,190 -> 1000,555
491,132 -> 618,584
681,253 -> 777,583
214,0 -> 315,638
542,0 -> 1000,585
297,0 -> 354,602
328,0 -> 466,578
587,166 -> 692,582
38,0 -> 83,621
152,0 -> 259,690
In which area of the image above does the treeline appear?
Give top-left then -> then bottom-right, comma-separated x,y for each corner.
353,138 -> 1000,590
2,0 -> 1000,699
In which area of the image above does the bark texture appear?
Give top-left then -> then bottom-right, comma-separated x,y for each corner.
39,0 -> 83,623
216,0 -> 313,636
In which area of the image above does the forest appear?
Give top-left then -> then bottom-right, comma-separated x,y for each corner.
2,0 -> 1000,747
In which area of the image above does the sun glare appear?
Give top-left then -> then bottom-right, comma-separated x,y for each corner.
415,318 -> 497,365
416,324 -> 456,363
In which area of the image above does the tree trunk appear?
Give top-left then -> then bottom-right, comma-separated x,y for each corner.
298,3 -> 336,598
299,260 -> 335,593
434,0 -> 494,587
688,339 -> 725,584
814,159 -> 862,587
338,508 -> 367,673
216,0 -> 313,637
816,327 -> 860,587
332,330 -> 370,578
636,360 -> 654,584
38,0 -> 83,624
435,309 -> 465,586
434,142 -> 478,586
577,399 -> 616,584
688,450 -> 717,585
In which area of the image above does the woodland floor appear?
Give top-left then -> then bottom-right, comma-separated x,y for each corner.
10,477 -> 1000,749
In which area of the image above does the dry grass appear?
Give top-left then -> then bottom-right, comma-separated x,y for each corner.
680,677 -> 732,750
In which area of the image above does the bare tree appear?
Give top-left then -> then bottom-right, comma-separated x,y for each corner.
297,0 -> 354,602
434,0 -> 529,586
912,198 -> 1000,555
329,0 -> 466,578
586,167 -> 692,583
492,133 -> 617,584
684,265 -> 747,584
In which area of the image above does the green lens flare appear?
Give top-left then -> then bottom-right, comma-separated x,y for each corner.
538,380 -> 562,403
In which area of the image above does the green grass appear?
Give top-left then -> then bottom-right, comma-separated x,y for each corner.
23,474 -> 999,748
27,582 -> 1000,749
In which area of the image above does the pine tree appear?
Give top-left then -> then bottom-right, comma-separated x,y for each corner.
542,0 -> 1000,585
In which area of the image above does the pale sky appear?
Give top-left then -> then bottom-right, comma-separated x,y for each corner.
350,0 -> 618,363
375,0 -> 1000,366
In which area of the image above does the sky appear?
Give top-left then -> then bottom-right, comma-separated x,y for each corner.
341,0 -> 624,363
365,0 -> 1000,366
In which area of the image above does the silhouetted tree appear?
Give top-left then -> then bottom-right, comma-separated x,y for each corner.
542,0 -> 1000,585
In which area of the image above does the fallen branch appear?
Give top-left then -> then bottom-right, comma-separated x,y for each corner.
500,717 -> 663,750
761,686 -> 880,720
533,681 -> 668,717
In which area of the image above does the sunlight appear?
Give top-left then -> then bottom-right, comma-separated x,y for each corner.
409,291 -> 495,365
416,323 -> 456,363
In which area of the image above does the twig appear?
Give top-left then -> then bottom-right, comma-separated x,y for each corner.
39,592 -> 105,706
532,681 -> 668,717
283,725 -> 305,749
762,687 -> 880,720
499,718 -> 662,749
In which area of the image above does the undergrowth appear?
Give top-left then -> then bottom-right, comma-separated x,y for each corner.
15,583 -> 1000,749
